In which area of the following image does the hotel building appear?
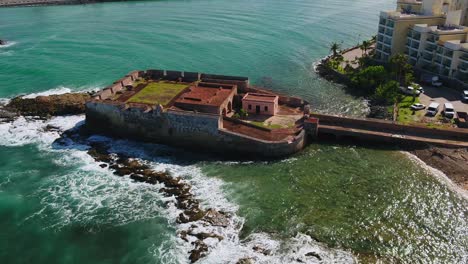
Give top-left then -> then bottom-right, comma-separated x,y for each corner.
375,0 -> 468,86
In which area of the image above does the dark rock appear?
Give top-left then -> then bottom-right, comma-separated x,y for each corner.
188,232 -> 223,241
203,209 -> 229,227
99,163 -> 107,168
5,93 -> 90,117
44,124 -> 61,132
0,39 -> 5,45
236,258 -> 254,264
0,108 -> 18,122
177,209 -> 206,224
189,241 -> 208,263
253,246 -> 271,255
305,252 -> 322,260
130,174 -> 146,182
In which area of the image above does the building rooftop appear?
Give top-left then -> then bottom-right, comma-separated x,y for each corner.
174,82 -> 236,107
243,93 -> 278,103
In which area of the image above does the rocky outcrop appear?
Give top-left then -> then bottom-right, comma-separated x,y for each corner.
81,141 -> 229,263
0,39 -> 5,45
411,147 -> 468,190
6,93 -> 91,117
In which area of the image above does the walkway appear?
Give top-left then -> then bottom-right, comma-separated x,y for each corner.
310,113 -> 468,148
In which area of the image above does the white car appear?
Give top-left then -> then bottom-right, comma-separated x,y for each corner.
431,76 -> 442,87
426,102 -> 440,116
410,103 -> 426,111
400,86 -> 421,96
462,90 -> 468,102
443,103 -> 455,119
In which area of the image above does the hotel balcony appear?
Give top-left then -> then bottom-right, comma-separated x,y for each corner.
460,53 -> 468,62
459,62 -> 468,73
425,45 -> 436,52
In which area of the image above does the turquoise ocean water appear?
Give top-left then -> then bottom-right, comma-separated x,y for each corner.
0,1 -> 467,263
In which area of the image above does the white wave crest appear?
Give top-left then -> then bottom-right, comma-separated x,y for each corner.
0,41 -> 17,48
21,86 -> 73,99
1,115 -> 355,263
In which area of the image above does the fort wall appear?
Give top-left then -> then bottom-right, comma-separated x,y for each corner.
86,100 -> 305,158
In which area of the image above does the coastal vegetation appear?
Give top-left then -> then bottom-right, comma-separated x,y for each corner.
323,41 -> 417,119
127,82 -> 188,105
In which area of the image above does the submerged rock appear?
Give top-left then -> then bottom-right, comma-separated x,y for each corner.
6,93 -> 90,117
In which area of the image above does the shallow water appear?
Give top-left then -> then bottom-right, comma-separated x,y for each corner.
0,0 -> 467,263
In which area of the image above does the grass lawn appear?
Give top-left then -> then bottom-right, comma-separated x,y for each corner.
397,96 -> 423,124
127,82 -> 188,105
250,121 -> 285,129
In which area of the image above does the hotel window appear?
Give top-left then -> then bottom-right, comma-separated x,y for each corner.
248,105 -> 252,110
264,106 -> 268,112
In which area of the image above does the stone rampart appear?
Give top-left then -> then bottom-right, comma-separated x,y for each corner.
218,128 -> 306,158
86,100 -> 305,158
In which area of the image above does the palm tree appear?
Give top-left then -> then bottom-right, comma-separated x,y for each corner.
330,42 -> 341,58
360,40 -> 372,56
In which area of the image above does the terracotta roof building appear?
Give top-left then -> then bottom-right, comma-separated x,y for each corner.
173,82 -> 237,115
242,93 -> 279,116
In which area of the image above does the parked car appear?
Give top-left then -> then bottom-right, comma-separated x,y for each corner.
442,103 -> 455,119
462,90 -> 468,102
431,76 -> 443,87
426,102 -> 440,116
400,86 -> 421,96
410,103 -> 426,111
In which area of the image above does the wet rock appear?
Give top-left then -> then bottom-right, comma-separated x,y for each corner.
189,240 -> 208,263
0,39 -> 5,45
236,258 -> 254,264
188,232 -> 223,241
99,163 -> 107,168
305,252 -> 322,260
253,245 -> 271,256
177,209 -> 206,223
130,174 -> 146,182
0,108 -> 19,122
203,208 -> 229,227
5,93 -> 90,117
43,124 -> 61,132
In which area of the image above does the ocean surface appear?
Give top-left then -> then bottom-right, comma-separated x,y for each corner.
0,0 -> 467,263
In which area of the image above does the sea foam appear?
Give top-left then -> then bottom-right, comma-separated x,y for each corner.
0,98 -> 355,263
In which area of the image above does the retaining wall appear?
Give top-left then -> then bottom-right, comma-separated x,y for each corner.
311,113 -> 468,141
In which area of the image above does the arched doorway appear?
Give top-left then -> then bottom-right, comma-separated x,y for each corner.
227,101 -> 232,113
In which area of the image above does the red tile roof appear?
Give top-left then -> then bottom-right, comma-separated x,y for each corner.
175,83 -> 235,106
243,93 -> 278,103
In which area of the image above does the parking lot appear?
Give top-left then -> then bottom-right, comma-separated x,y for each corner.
419,86 -> 468,115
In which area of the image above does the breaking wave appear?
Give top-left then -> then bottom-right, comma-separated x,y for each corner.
0,101 -> 355,263
0,41 -> 17,48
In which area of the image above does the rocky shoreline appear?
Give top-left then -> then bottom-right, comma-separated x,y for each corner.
1,92 -> 91,120
409,147 -> 468,191
83,140 -> 230,263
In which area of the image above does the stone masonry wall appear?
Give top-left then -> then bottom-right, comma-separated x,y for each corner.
86,101 -> 305,158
